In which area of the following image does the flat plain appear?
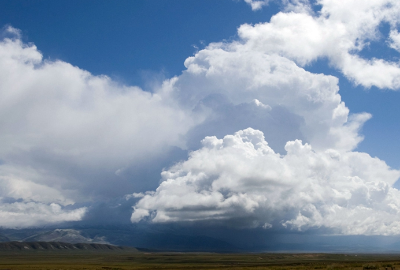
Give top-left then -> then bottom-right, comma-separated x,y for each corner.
1,252 -> 400,270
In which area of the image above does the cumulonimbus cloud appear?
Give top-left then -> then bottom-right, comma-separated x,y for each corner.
1,0 -> 400,232
130,0 -> 400,234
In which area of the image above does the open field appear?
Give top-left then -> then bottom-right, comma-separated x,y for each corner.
1,252 -> 400,270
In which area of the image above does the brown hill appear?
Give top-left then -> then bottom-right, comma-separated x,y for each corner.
0,241 -> 138,252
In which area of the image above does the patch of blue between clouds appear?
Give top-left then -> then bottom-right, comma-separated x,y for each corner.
357,21 -> 400,62
305,57 -> 400,176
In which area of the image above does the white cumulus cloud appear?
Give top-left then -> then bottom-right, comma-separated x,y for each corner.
241,0 -> 400,89
132,128 -> 400,235
0,202 -> 86,228
166,41 -> 369,152
0,27 -> 193,226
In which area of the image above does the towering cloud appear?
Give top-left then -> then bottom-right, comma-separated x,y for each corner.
130,0 -> 400,234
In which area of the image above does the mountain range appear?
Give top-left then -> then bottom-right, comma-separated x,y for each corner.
0,241 -> 136,251
4,226 -> 400,253
0,227 -> 239,252
21,229 -> 109,244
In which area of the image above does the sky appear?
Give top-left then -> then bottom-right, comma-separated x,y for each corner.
1,0 -> 400,250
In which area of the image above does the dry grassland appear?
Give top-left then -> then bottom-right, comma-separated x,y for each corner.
0,252 -> 400,270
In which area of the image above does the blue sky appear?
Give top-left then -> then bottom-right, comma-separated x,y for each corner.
1,0 -> 400,246
0,0 -> 280,85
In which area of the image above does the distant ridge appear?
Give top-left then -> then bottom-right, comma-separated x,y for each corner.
0,241 -> 138,252
21,229 -> 109,244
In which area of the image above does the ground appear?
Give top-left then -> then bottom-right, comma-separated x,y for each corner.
0,252 -> 400,269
